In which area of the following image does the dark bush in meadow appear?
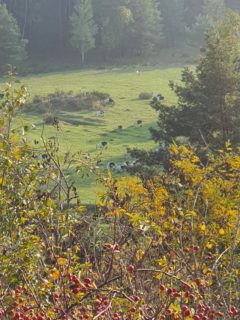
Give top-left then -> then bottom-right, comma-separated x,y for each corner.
138,92 -> 152,100
24,90 -> 111,115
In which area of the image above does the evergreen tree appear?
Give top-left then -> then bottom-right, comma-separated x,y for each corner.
151,11 -> 240,148
69,0 -> 96,64
188,0 -> 226,46
0,3 -> 26,67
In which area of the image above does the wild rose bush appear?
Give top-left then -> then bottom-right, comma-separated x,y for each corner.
0,75 -> 239,319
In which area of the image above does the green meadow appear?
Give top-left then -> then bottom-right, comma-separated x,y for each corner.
17,66 -> 182,203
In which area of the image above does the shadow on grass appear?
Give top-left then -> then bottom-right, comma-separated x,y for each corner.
59,114 -> 105,126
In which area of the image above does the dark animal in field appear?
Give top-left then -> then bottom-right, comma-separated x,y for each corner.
41,154 -> 48,159
153,94 -> 165,102
107,162 -> 115,169
118,125 -> 123,130
134,120 -> 143,127
125,160 -> 139,168
106,159 -> 140,172
96,141 -> 108,149
96,110 -> 105,117
103,97 -> 115,106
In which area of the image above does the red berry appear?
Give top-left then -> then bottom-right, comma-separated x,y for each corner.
72,287 -> 79,294
184,310 -> 191,317
159,284 -> 165,292
84,278 -> 91,284
230,307 -> 238,316
131,295 -> 140,302
173,292 -> 181,298
127,265 -> 135,273
166,288 -> 172,295
129,306 -> 136,313
182,282 -> 191,291
182,305 -> 188,313
166,309 -> 172,315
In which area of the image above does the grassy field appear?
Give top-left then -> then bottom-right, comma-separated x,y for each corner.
17,66 -> 182,203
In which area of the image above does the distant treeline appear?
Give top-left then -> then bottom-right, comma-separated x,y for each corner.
0,0 -> 240,67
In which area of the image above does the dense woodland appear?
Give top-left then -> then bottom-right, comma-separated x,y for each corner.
1,0 -> 240,68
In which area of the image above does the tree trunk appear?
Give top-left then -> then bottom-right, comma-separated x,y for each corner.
81,49 -> 85,65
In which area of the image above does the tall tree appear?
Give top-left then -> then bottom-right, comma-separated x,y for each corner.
188,0 -> 226,46
151,11 -> 240,147
183,0 -> 204,26
125,0 -> 162,56
158,0 -> 185,48
0,3 -> 26,67
94,0 -> 133,53
69,0 -> 96,64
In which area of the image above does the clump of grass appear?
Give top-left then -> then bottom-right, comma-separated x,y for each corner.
138,92 -> 152,100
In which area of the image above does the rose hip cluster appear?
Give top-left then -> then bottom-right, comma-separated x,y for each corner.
158,283 -> 238,319
2,286 -> 50,320
68,273 -> 92,295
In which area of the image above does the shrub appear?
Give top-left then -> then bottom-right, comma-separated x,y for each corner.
0,73 -> 239,320
24,90 -> 111,115
138,91 -> 152,100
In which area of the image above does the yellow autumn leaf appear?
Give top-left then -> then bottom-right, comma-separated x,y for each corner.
228,210 -> 237,218
12,134 -> 20,143
7,159 -> 12,167
154,273 -> 162,280
206,242 -> 213,249
219,228 -> 225,236
57,257 -> 68,266
0,177 -> 6,186
202,267 -> 208,274
191,156 -> 199,163
136,249 -> 144,261
14,147 -> 20,160
46,198 -> 52,207
158,256 -> 167,266
170,144 -> 179,155
77,205 -> 86,213
50,268 -> 60,280
171,304 -> 181,312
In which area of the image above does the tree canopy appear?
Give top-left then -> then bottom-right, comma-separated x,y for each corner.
0,3 -> 26,67
151,11 -> 240,148
69,0 -> 96,64
1,0 -> 240,67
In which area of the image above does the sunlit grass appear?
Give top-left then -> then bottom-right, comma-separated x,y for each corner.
18,66 -> 182,202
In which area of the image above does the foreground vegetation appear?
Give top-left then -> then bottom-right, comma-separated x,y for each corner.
0,73 -> 239,320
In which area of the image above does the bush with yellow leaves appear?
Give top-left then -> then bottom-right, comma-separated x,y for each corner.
0,74 -> 239,319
